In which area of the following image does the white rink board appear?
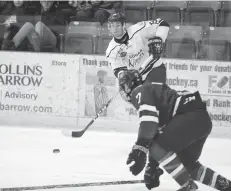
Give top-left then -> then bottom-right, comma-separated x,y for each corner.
0,52 -> 231,139
0,52 -> 80,127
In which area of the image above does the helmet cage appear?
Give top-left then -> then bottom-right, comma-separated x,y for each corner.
119,70 -> 142,98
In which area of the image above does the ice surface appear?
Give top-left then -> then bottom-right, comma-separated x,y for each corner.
0,126 -> 230,191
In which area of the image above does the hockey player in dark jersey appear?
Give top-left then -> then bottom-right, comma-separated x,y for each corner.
119,69 -> 231,191
106,12 -> 169,102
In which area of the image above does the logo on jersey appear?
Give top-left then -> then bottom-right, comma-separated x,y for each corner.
128,49 -> 145,68
129,49 -> 144,59
117,45 -> 127,58
120,52 -> 127,57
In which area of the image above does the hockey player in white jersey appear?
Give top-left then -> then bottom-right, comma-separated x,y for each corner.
106,12 -> 170,101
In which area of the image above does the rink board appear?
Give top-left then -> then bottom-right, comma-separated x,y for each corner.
0,52 -> 231,138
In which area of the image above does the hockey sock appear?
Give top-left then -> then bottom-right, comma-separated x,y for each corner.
159,152 -> 194,187
190,162 -> 231,191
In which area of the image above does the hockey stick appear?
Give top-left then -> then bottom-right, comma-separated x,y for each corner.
62,92 -> 119,138
62,56 -> 159,138
1,180 -> 145,190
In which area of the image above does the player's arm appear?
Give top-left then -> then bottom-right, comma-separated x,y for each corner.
126,85 -> 160,176
142,19 -> 170,58
106,48 -> 127,78
135,87 -> 159,145
106,48 -> 132,102
142,18 -> 170,42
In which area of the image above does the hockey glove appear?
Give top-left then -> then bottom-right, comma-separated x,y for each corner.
148,36 -> 163,59
118,70 -> 131,102
144,158 -> 164,190
119,85 -> 131,102
126,142 -> 149,176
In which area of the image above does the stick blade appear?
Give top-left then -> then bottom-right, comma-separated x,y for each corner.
72,130 -> 85,138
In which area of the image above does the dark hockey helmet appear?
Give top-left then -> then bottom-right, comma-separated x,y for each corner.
119,69 -> 142,97
108,12 -> 126,23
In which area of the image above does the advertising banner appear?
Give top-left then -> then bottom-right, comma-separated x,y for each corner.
78,55 -> 139,121
2,51 -> 230,129
78,55 -> 231,127
0,52 -> 80,118
162,59 -> 231,127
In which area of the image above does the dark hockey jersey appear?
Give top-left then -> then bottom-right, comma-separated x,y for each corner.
130,83 -> 206,141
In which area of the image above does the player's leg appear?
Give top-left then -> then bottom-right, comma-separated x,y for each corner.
149,142 -> 198,190
190,162 -> 231,191
179,140 -> 231,191
154,109 -> 212,153
149,110 -> 211,189
178,136 -> 207,170
155,109 -> 231,191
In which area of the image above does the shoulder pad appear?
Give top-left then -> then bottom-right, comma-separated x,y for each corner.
127,21 -> 146,37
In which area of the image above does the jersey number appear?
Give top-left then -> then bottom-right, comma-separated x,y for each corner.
136,92 -> 142,104
149,18 -> 162,25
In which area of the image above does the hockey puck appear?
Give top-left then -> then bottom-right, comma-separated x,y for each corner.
53,149 -> 60,153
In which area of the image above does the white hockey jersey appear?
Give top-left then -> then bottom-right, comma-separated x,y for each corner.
106,19 -> 169,78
